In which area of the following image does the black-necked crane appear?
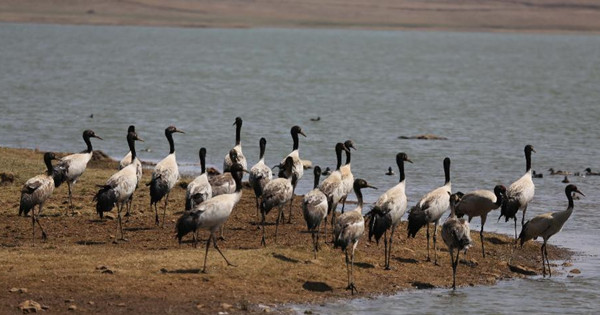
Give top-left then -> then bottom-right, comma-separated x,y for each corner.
442,193 -> 473,290
277,125 -> 306,223
249,137 -> 272,218
366,152 -> 412,270
94,127 -> 143,241
223,117 -> 247,172
339,140 -> 357,214
454,184 -> 506,258
333,178 -> 377,295
19,152 -> 58,245
318,142 -> 349,239
210,150 -> 239,197
518,184 -> 584,277
302,166 -> 328,259
185,147 -> 212,211
176,163 -> 247,273
407,157 -> 452,265
260,156 -> 295,246
149,126 -> 184,227
498,144 -> 535,238
53,129 -> 102,213
118,125 -> 143,217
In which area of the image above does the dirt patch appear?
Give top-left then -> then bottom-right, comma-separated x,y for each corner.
1,0 -> 600,33
0,147 -> 572,313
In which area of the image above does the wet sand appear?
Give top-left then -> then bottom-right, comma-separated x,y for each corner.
0,147 -> 574,313
1,0 -> 600,33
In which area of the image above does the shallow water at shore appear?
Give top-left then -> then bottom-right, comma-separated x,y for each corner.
1,23 -> 600,313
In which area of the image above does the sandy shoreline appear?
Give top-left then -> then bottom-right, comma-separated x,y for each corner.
0,147 -> 576,313
2,0 -> 600,33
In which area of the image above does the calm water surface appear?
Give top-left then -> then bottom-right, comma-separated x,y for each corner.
1,23 -> 600,313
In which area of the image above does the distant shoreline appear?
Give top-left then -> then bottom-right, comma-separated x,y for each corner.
2,0 -> 600,34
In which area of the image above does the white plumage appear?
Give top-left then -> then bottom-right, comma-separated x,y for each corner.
118,125 -> 143,217
186,148 -> 212,211
53,129 -> 102,213
176,163 -> 246,273
499,144 -> 536,239
277,125 -> 306,223
249,137 -> 272,217
407,157 -> 452,265
318,142 -> 349,238
366,152 -> 412,269
223,117 -> 247,172
339,140 -> 357,213
94,127 -> 143,241
149,126 -> 184,227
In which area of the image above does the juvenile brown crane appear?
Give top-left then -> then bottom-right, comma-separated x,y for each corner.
442,192 -> 473,290
518,184 -> 584,277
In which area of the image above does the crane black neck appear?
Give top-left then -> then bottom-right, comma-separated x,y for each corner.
166,131 -> 175,154
232,169 -> 244,193
334,143 -> 344,170
199,148 -> 207,175
345,148 -> 351,165
525,148 -> 532,172
235,120 -> 242,146
443,157 -> 451,185
83,134 -> 93,153
566,188 -> 574,209
354,186 -> 364,209
127,133 -> 137,162
397,157 -> 405,183
44,154 -> 54,176
292,129 -> 300,151
313,167 -> 321,189
259,138 -> 266,160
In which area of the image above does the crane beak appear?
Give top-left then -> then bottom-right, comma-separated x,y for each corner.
367,185 -> 378,190
575,189 -> 585,197
136,136 -> 144,142
532,148 -> 537,153
242,169 -> 250,174
406,158 -> 413,164
272,164 -> 281,170
300,131 -> 307,137
94,135 -> 104,140
175,129 -> 185,134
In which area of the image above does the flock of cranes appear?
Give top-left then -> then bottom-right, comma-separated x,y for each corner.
17,118 -> 585,293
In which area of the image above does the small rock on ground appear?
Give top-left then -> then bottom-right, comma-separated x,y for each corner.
19,300 -> 42,313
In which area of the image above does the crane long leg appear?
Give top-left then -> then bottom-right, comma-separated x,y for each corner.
261,212 -> 267,247
287,185 -> 296,224
312,231 -> 317,259
153,202 -> 159,226
67,182 -> 73,213
31,206 -> 36,246
275,206 -> 283,244
254,196 -> 260,219
541,243 -> 546,277
202,234 -> 212,273
452,249 -> 460,290
513,217 -> 517,242
36,203 -> 47,241
117,203 -> 127,241
521,204 -> 528,227
384,229 -> 389,270
161,192 -> 169,228
433,221 -> 439,265
348,241 -> 358,295
426,223 -> 431,262
340,196 -> 346,214
388,226 -> 396,269
480,215 -> 487,258
323,216 -> 328,244
213,232 -> 235,267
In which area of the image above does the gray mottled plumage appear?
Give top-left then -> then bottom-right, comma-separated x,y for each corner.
333,178 -> 377,295
19,152 -> 58,244
260,156 -> 295,246
249,137 -> 272,218
442,193 -> 473,290
518,184 -> 583,277
302,166 -> 328,258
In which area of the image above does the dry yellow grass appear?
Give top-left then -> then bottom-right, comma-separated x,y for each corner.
0,147 -> 572,313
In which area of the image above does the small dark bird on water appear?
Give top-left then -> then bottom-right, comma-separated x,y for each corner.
310,116 -> 321,122
385,166 -> 395,176
562,176 -> 569,183
585,168 -> 600,176
532,170 -> 543,178
89,114 -> 94,118
321,167 -> 331,176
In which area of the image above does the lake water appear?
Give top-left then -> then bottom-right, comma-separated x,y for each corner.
1,23 -> 600,313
